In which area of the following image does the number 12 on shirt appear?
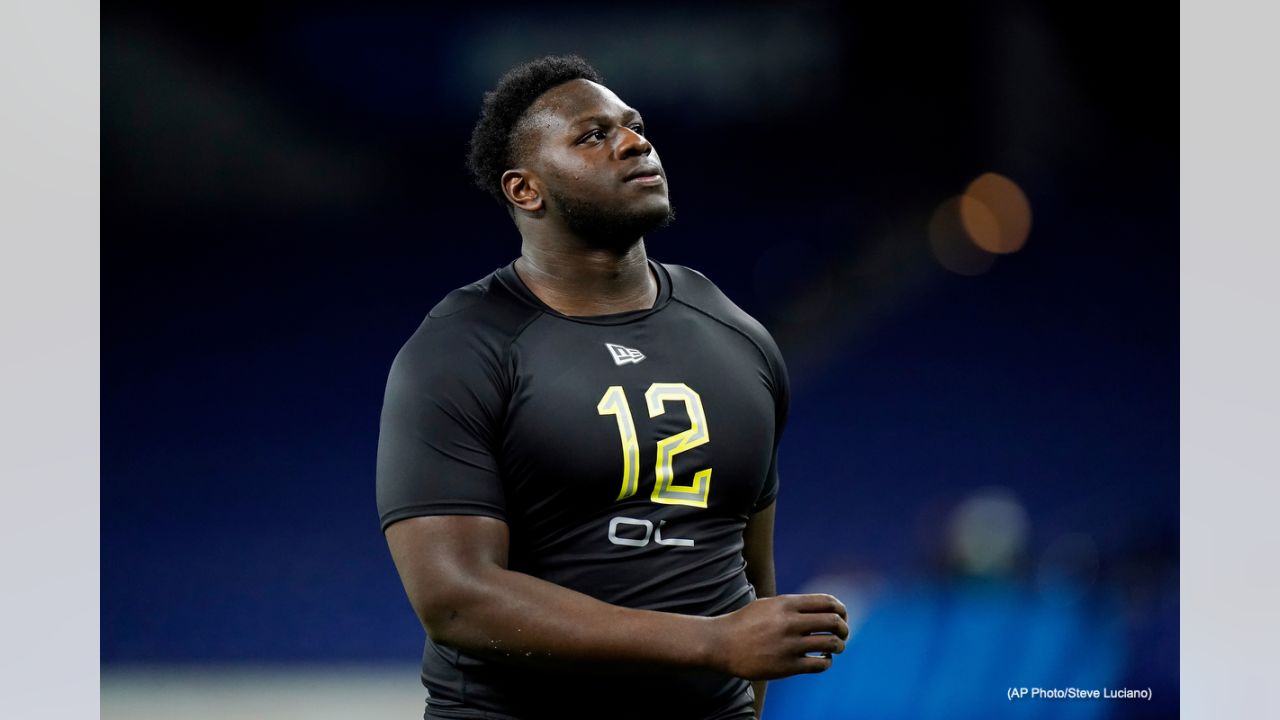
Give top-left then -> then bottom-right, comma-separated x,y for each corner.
596,383 -> 712,509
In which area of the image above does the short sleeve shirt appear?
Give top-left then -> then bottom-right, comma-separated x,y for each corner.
376,258 -> 790,719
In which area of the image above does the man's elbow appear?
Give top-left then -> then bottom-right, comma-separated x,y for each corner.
408,572 -> 493,646
385,514 -> 513,647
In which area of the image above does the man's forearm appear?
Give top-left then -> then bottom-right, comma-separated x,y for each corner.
749,579 -> 776,717
750,577 -> 776,717
742,502 -> 778,718
426,564 -> 718,673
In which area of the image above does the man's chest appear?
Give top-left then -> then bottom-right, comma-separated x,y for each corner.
499,311 -> 777,523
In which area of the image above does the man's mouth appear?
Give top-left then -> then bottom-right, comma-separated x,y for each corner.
623,164 -> 664,183
625,174 -> 664,186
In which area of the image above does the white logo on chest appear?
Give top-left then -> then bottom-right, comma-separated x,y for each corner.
605,343 -> 646,366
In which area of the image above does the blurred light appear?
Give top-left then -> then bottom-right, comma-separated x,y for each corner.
947,487 -> 1030,576
928,196 -> 996,275
959,172 -> 1032,254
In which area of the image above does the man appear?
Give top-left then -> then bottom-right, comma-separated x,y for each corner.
376,54 -> 848,720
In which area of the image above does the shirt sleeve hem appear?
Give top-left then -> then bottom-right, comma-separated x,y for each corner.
380,503 -> 508,533
749,491 -> 778,515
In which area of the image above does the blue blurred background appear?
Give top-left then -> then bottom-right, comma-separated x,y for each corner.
102,2 -> 1176,717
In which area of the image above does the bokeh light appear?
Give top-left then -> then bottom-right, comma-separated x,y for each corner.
928,196 -> 996,275
947,487 -> 1030,576
959,172 -> 1032,254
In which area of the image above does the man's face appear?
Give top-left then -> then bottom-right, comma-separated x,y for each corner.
515,79 -> 673,244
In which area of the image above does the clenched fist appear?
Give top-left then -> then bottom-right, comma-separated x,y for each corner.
708,593 -> 850,680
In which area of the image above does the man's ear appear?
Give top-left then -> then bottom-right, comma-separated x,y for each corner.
501,169 -> 544,213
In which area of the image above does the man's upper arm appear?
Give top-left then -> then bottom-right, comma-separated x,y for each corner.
746,326 -> 786,598
743,501 -> 777,598
375,316 -> 513,630
385,514 -> 509,634
375,317 -> 509,531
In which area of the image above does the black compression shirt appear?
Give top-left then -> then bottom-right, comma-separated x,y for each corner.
376,258 -> 790,720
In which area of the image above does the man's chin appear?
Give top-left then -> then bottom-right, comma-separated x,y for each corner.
613,206 -> 676,245
561,200 -> 676,247
637,201 -> 676,234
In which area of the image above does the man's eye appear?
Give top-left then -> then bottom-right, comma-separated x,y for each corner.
582,129 -> 606,143
630,123 -> 645,135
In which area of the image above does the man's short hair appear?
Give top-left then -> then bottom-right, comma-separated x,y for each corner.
465,54 -> 604,209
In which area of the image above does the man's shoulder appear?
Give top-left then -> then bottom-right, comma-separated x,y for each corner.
662,262 -> 748,316
396,266 -> 540,368
661,261 -> 781,355
424,266 -> 513,319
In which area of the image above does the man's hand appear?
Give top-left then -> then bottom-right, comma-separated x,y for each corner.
709,594 -> 849,681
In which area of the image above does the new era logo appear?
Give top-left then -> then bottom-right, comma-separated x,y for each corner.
606,343 -> 646,366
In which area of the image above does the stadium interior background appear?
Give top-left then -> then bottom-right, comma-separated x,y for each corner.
102,2 -> 1176,717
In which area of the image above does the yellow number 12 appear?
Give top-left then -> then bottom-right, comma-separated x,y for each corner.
597,383 -> 711,508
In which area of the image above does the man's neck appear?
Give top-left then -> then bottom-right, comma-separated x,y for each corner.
514,237 -> 657,317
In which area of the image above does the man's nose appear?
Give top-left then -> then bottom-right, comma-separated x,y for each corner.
616,127 -> 652,158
